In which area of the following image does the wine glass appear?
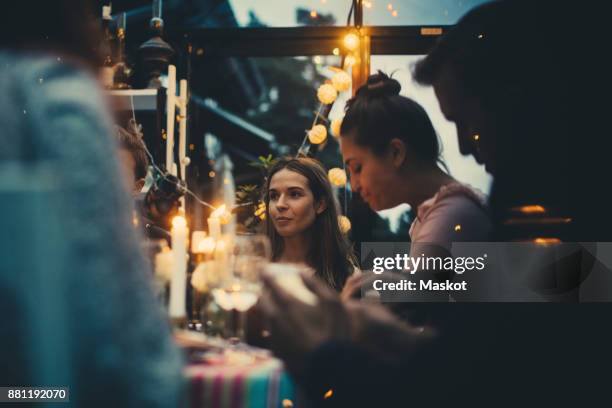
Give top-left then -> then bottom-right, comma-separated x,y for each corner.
211,234 -> 271,345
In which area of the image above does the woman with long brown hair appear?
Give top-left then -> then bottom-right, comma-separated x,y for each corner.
264,157 -> 356,291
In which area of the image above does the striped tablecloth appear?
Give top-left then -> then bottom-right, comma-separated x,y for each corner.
185,352 -> 299,408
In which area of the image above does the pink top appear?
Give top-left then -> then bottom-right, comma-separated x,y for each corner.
409,182 -> 490,246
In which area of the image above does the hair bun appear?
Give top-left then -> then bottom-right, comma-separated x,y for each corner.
363,70 -> 401,97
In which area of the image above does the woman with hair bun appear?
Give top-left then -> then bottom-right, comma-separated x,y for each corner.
340,71 -> 490,250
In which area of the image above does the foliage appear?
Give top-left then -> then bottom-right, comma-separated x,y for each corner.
234,155 -> 277,232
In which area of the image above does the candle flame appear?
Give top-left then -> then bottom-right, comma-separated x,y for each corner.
197,237 -> 216,254
211,205 -> 227,218
172,215 -> 187,228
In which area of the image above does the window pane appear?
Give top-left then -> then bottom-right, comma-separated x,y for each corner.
229,0 -> 353,27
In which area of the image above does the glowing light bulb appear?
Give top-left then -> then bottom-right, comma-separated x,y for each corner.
308,125 -> 328,144
343,32 -> 359,51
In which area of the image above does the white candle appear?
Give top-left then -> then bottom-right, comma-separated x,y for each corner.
169,215 -> 188,318
197,237 -> 216,256
191,231 -> 207,254
214,237 -> 230,281
208,205 -> 226,239
208,216 -> 221,240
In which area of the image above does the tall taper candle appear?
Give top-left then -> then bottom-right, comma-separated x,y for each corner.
169,215 -> 188,319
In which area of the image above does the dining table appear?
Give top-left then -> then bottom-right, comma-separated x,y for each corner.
180,332 -> 303,408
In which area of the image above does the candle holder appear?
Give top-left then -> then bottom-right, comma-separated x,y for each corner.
187,279 -> 206,332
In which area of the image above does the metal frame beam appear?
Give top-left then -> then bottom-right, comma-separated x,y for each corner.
168,26 -> 449,57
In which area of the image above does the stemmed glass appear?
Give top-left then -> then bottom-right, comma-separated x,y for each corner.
211,234 -> 271,345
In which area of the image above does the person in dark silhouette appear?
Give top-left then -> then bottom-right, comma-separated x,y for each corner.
259,1 -> 611,407
413,0 -> 610,242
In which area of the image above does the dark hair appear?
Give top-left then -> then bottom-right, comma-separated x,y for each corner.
340,71 -> 444,169
0,0 -> 102,68
116,121 -> 149,181
264,157 -> 355,290
413,1 -> 558,111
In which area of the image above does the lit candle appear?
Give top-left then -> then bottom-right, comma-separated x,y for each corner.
191,231 -> 207,254
169,215 -> 188,319
208,205 -> 225,239
197,236 -> 216,257
214,237 -> 230,281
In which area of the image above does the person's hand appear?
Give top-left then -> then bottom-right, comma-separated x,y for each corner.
340,273 -> 364,301
340,271 -> 384,301
259,272 -> 351,377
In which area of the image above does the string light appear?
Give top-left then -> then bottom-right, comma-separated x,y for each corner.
331,117 -> 343,138
454,224 -> 462,232
343,32 -> 359,51
387,3 -> 393,11
328,168 -> 347,186
209,171 -> 216,178
324,389 -> 334,399
339,215 -> 352,233
332,47 -> 340,56
473,134 -> 480,141
313,55 -> 323,64
331,71 -> 351,92
317,83 -> 338,104
310,10 -> 318,18
127,97 -> 220,213
392,10 -> 398,17
308,124 -> 328,144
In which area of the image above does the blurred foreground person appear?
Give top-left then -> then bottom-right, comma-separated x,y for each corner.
0,1 -> 183,406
